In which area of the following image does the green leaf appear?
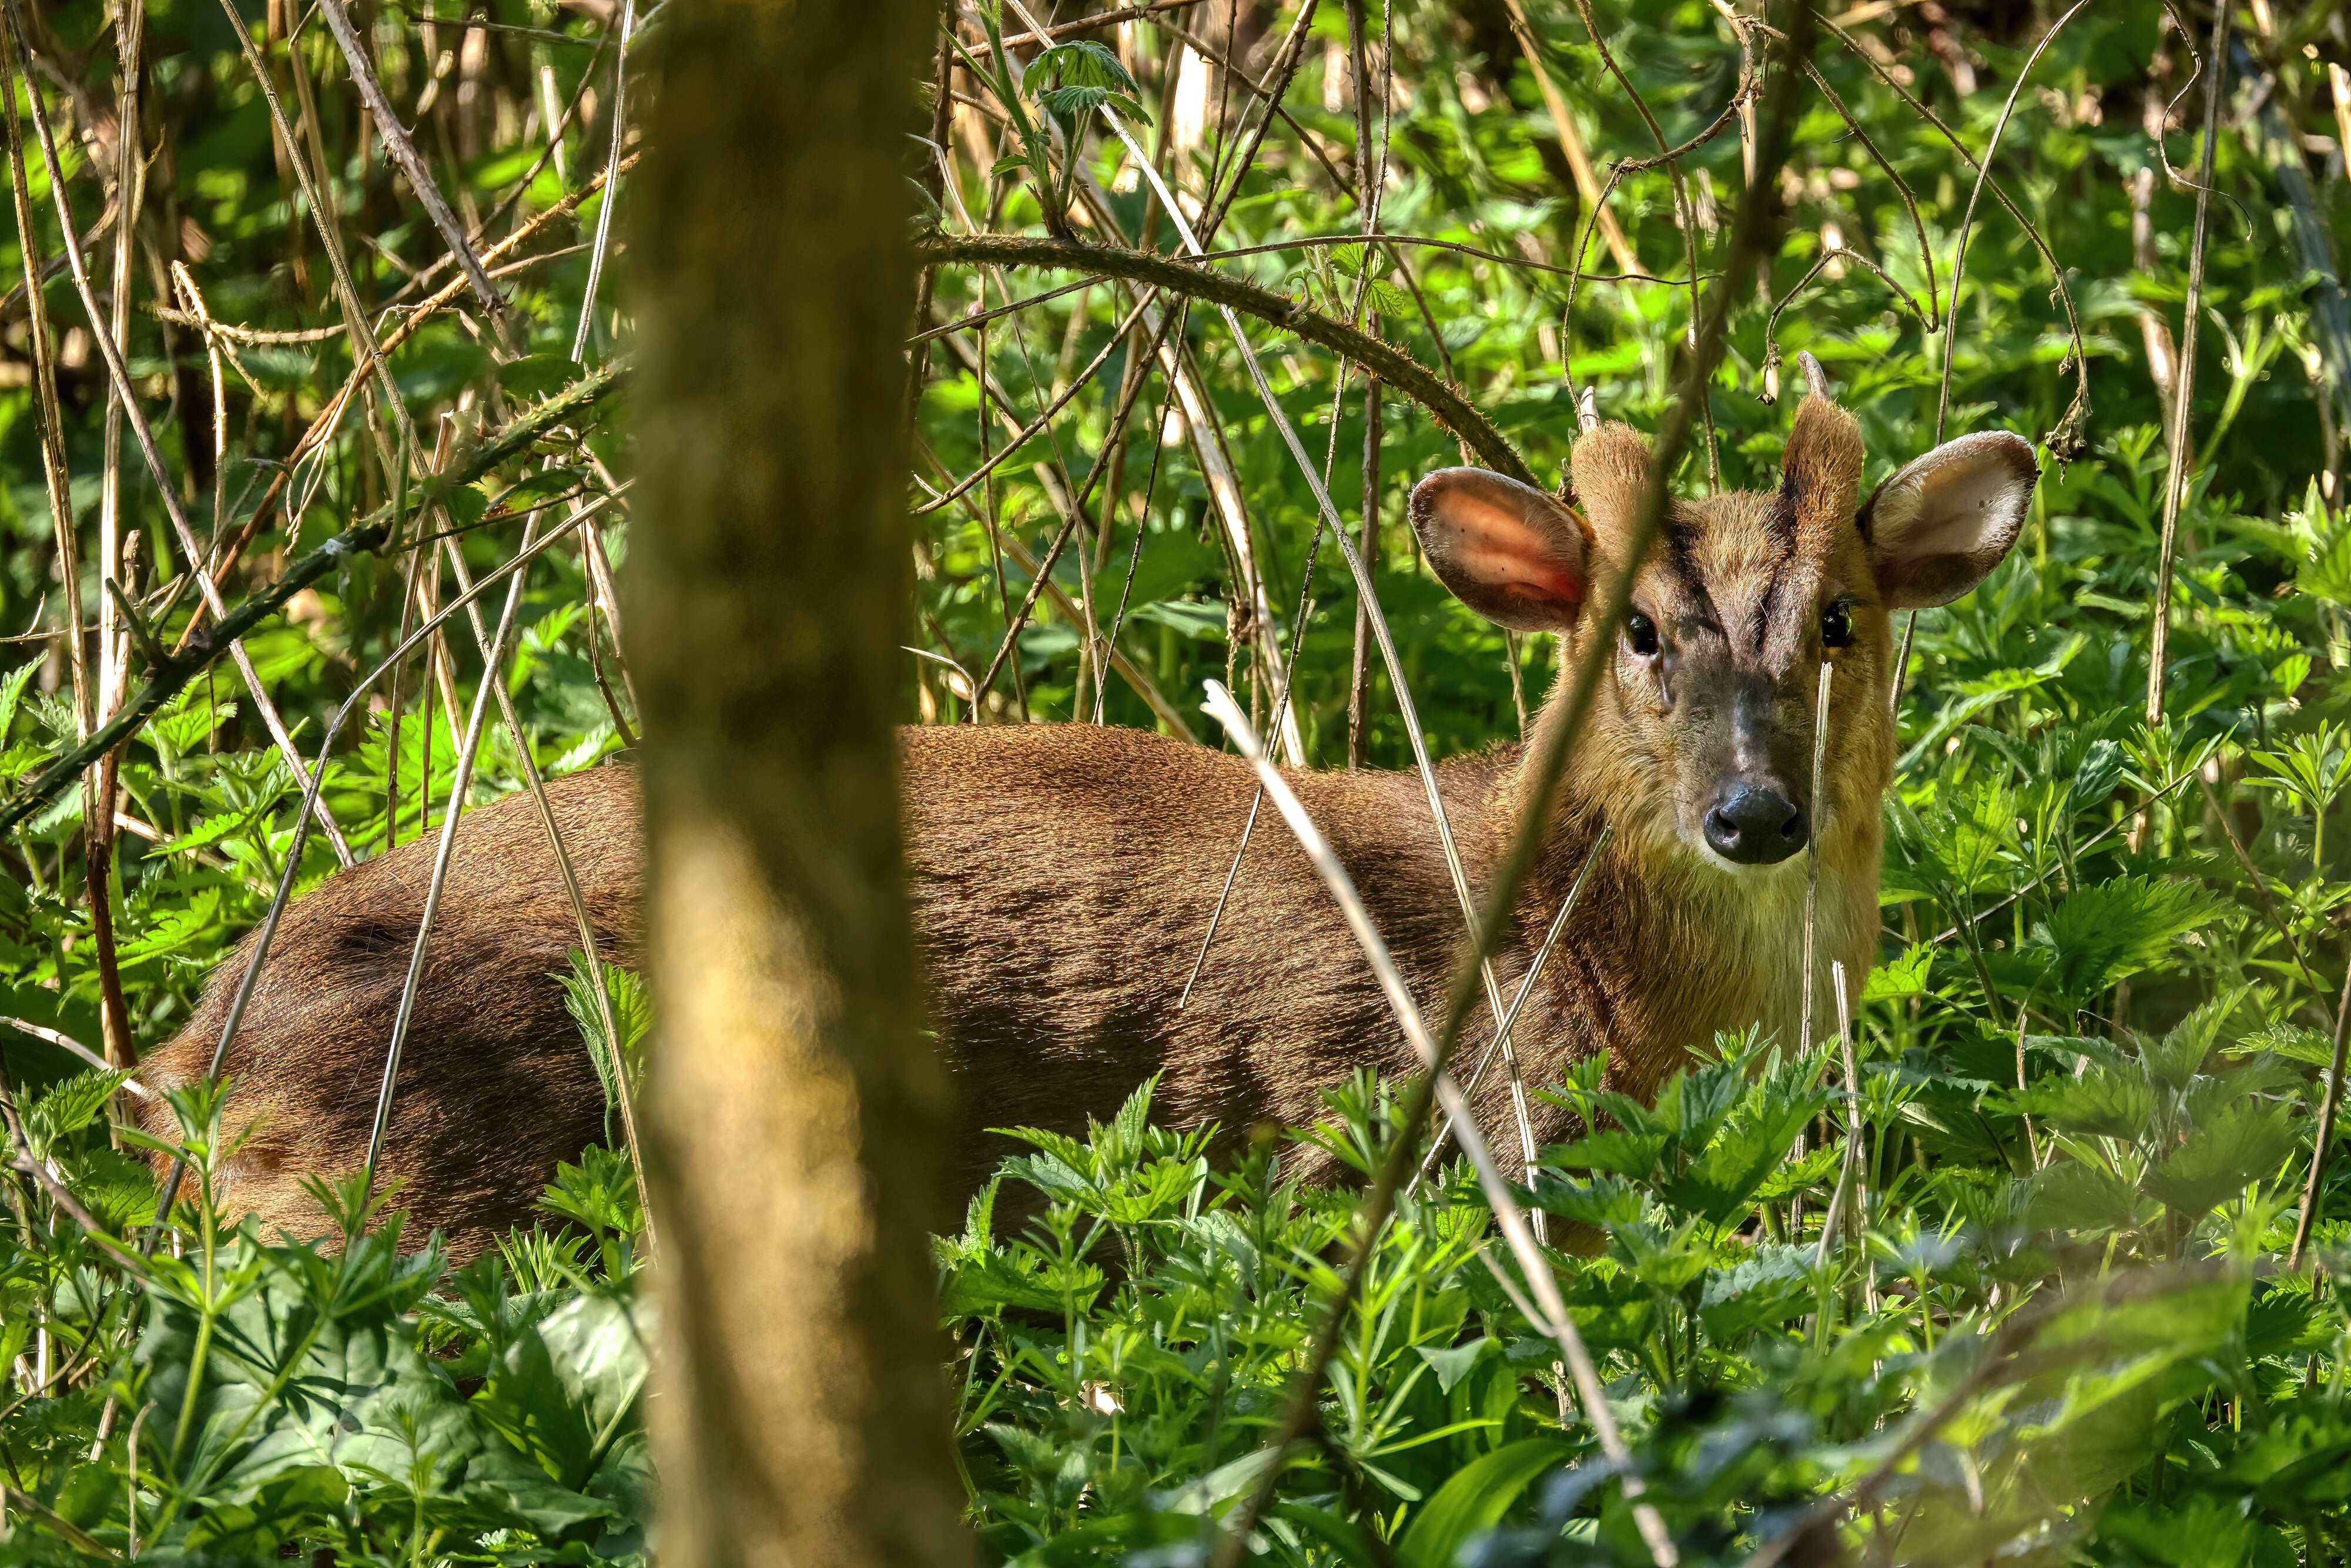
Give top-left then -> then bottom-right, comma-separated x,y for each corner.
1863,943 -> 1932,1003
1544,1127 -> 1670,1178
2300,516 -> 2351,604
1699,1245 -> 1816,1338
559,950 -> 651,1138
1270,1502 -> 1385,1567
23,1068 -> 130,1151
2031,876 -> 2225,1006
1034,38 -> 1141,93
2144,1103 -> 2299,1217
2025,1156 -> 2150,1235
473,1291 -> 650,1492
1415,1336 -> 1499,1395
499,354 -> 586,401
0,660 -> 35,743
1526,1172 -> 1643,1229
2018,1069 -> 2156,1140
1663,1081 -> 1824,1224
1397,1438 -> 1572,1568
2241,1022 -> 2337,1067
1037,83 -> 1118,120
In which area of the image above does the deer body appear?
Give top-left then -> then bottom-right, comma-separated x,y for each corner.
138,382 -> 2034,1250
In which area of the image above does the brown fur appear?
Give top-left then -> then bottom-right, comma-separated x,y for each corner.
135,394 -> 2028,1251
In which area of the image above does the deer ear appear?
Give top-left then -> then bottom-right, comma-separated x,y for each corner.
1408,468 -> 1589,632
1860,431 -> 2039,608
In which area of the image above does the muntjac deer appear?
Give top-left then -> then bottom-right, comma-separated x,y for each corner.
138,372 -> 2037,1250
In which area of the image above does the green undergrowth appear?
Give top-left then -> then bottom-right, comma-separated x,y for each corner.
5,0 -> 2351,1561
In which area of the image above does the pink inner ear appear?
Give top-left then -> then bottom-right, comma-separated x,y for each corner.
1441,502 -> 1586,611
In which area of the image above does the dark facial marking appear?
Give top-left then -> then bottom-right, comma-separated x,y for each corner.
1752,579 -> 1779,656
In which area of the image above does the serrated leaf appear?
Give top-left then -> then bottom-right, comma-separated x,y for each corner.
1750,1143 -> 1841,1202
1526,1171 -> 1643,1229
1034,38 -> 1141,93
2300,517 -> 2351,604
1037,83 -> 1111,119
2017,1069 -> 2156,1140
0,661 -> 35,743
2241,1022 -> 2338,1067
1864,943 -> 1933,1003
1543,1127 -> 1670,1178
24,1068 -> 130,1153
2144,1103 -> 2298,1217
2025,1156 -> 2150,1235
1414,1335 -> 1499,1395
2030,875 -> 2224,1006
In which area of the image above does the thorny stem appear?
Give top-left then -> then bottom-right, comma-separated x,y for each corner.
0,363 -> 632,838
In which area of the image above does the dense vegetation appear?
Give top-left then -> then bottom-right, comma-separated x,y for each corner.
3,0 -> 2350,1560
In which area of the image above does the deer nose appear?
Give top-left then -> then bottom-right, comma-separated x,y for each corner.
1704,783 -> 1807,866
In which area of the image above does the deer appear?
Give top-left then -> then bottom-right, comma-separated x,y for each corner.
135,366 -> 2038,1253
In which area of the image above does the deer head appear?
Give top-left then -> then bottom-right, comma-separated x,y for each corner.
1408,358 -> 2039,876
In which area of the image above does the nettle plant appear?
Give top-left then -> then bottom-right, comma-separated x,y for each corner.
932,969 -> 2342,1568
0,1009 -> 654,1563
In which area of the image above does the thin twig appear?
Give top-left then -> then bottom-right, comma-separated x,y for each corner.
985,0 -> 1205,47
2145,1 -> 2227,728
917,292 -> 1155,514
1416,825 -> 1616,1185
169,153 -> 637,651
317,0 -> 507,316
2292,946 -> 2351,1269
907,232 -> 1682,348
571,0 -> 635,360
1799,661 -> 1832,1052
1201,684 -> 1679,1568
1929,0 -> 2097,448
5,0 -> 360,867
0,364 -> 631,837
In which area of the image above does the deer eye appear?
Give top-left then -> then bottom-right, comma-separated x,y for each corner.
1820,602 -> 1853,649
1624,611 -> 1660,658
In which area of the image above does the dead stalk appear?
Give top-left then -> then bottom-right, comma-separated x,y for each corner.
570,0 -> 635,360
1932,0 -> 2095,445
919,292 -> 1157,515
1815,960 -> 1863,1271
366,521 -> 535,1185
318,0 -> 507,317
169,153 -> 639,651
2290,949 -> 2351,1269
1203,682 -> 1679,1568
1415,823 -> 1616,1188
429,515 -> 659,1246
1798,660 -> 1832,1053
2145,1 -> 2227,729
145,509 -> 605,1236
5,0 -> 360,867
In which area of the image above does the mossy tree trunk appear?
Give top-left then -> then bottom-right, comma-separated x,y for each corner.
628,0 -> 966,1560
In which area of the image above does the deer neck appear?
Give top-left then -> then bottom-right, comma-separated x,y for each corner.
1494,692 -> 1886,1095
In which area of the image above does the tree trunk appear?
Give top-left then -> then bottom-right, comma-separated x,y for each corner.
629,0 -> 967,1560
